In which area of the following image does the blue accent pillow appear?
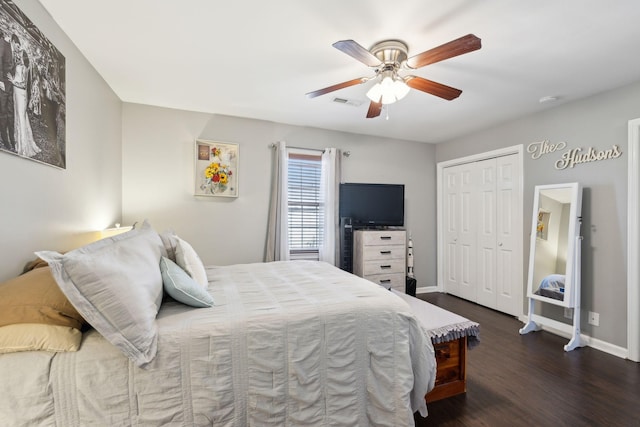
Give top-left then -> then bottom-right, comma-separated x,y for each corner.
160,257 -> 214,308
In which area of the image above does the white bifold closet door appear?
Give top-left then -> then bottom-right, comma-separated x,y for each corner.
443,154 -> 520,316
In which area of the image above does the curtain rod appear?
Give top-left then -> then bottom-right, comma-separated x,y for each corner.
268,143 -> 351,157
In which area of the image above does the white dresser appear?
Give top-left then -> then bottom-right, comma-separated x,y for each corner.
353,229 -> 406,292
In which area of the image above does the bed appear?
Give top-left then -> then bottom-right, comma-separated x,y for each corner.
0,223 -> 438,426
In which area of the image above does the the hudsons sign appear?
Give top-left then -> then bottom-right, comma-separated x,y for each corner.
527,140 -> 622,170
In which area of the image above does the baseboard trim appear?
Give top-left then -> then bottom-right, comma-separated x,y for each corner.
417,286 -> 439,294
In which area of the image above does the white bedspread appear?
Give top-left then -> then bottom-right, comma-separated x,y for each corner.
0,261 -> 436,426
392,290 -> 480,348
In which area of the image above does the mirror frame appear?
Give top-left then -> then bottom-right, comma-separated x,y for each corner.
526,182 -> 582,308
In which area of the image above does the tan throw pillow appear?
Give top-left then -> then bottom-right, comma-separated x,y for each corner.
0,266 -> 84,330
0,324 -> 82,354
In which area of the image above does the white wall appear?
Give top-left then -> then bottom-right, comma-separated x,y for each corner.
436,80 -> 640,348
0,0 -> 122,282
121,103 -> 437,288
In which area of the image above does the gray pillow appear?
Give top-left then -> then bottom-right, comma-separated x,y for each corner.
160,257 -> 214,307
36,221 -> 165,368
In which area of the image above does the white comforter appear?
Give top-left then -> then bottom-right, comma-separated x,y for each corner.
0,261 -> 435,426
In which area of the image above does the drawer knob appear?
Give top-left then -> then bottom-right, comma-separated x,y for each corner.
380,236 -> 392,240
380,265 -> 392,269
380,250 -> 391,254
380,279 -> 391,284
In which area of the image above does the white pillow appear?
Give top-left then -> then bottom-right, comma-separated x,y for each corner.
36,221 -> 165,368
159,229 -> 179,262
175,237 -> 208,288
160,257 -> 214,307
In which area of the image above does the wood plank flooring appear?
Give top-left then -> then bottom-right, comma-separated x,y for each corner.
414,293 -> 640,427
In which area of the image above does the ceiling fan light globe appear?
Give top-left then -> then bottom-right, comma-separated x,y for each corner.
366,83 -> 383,102
381,92 -> 398,105
393,79 -> 410,100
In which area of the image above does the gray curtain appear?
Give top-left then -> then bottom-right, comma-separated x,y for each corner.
265,141 -> 289,262
319,148 -> 341,265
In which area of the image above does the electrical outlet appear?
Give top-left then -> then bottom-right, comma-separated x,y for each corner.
564,307 -> 573,319
588,311 -> 600,326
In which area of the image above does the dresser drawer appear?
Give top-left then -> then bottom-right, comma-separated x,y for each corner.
362,245 -> 405,261
362,258 -> 405,276
360,230 -> 406,246
364,273 -> 405,291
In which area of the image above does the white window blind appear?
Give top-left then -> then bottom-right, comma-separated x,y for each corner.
287,152 -> 323,260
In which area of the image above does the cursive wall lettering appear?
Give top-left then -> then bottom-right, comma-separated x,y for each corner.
527,140 -> 567,159
528,139 -> 623,169
555,145 -> 622,169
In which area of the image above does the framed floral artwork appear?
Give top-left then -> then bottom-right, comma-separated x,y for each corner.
194,140 -> 238,197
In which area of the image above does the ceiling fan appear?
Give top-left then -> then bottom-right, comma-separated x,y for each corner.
306,34 -> 481,118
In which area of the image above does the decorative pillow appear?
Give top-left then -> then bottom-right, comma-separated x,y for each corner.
0,324 -> 82,354
0,266 -> 84,330
22,257 -> 49,272
160,257 -> 214,308
175,237 -> 208,288
36,220 -> 165,368
159,229 -> 179,262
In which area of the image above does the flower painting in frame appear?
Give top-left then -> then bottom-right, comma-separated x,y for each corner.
194,140 -> 238,197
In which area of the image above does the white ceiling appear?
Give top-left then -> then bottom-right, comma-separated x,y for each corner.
38,0 -> 640,144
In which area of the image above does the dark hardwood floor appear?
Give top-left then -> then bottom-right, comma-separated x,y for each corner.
414,293 -> 640,427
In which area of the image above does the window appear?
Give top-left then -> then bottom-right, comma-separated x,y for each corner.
287,151 -> 323,260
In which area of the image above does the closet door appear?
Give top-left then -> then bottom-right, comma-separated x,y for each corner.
443,163 -> 477,300
441,153 -> 521,316
495,154 -> 520,316
476,158 -> 497,308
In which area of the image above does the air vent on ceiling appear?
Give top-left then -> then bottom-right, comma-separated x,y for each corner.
332,97 -> 363,107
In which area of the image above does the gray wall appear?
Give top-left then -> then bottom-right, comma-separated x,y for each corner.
121,103 -> 438,289
0,0 -> 122,282
436,80 -> 640,348
2,0 -> 636,353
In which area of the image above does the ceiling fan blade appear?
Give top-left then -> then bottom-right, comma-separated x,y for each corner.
306,77 -> 367,98
406,34 -> 481,69
366,101 -> 382,118
333,40 -> 382,67
405,76 -> 462,100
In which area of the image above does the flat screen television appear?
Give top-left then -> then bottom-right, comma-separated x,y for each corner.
339,183 -> 405,227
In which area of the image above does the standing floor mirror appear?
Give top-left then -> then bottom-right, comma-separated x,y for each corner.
519,182 -> 583,351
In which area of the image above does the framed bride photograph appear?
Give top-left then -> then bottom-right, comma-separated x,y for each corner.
0,0 -> 66,169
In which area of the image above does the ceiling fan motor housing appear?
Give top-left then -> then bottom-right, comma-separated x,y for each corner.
369,40 -> 408,68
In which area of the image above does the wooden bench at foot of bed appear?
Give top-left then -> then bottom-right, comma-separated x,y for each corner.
389,290 -> 478,403
425,336 -> 467,402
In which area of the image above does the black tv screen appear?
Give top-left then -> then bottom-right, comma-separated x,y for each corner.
339,183 -> 405,227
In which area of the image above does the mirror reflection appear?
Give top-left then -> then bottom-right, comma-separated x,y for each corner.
522,182 -> 583,350
530,187 -> 574,302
